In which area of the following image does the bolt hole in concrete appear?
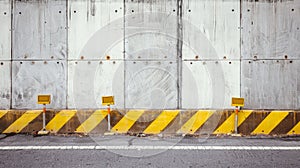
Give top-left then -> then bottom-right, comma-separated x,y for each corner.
59,11 -> 61,13
188,9 -> 191,12
290,60 -> 293,64
232,9 -> 234,12
247,9 -> 250,12
80,56 -> 84,60
19,12 -> 21,15
195,55 -> 199,59
4,12 -> 6,15
106,55 -> 110,60
0,62 -> 3,66
132,10 -> 134,13
173,9 -> 176,12
20,62 -> 23,64
57,62 -> 59,64
74,10 -> 76,13
285,55 -> 288,59
115,10 -> 118,13
229,62 -> 232,64
292,9 -> 294,11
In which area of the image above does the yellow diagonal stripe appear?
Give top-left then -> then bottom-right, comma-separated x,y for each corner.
251,111 -> 290,135
3,110 -> 42,133
112,110 -> 144,133
0,110 -> 8,119
75,110 -> 108,133
288,122 -> 300,135
143,110 -> 179,134
213,110 -> 253,134
46,110 -> 76,133
177,110 -> 214,134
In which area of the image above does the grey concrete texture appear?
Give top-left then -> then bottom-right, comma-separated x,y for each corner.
0,0 -> 299,110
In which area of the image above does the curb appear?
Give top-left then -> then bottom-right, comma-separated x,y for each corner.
0,110 -> 299,136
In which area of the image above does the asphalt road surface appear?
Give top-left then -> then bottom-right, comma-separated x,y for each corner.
0,134 -> 300,168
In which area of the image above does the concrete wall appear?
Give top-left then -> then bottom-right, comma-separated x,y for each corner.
0,0 -> 299,110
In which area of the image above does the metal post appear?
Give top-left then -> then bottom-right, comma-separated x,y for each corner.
43,104 -> 46,131
107,105 -> 111,131
235,106 -> 238,134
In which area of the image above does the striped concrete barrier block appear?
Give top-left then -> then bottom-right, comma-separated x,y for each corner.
0,110 -> 299,136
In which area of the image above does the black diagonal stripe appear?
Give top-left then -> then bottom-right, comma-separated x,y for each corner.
165,110 -> 198,135
128,110 -> 161,134
91,110 -> 124,134
20,112 -> 43,133
196,110 -> 234,135
270,111 -> 299,135
83,110 -> 109,134
238,111 -> 269,135
0,111 -> 25,133
57,110 -> 81,134
162,110 -> 194,135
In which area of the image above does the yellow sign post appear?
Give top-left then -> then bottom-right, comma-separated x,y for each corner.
231,97 -> 245,135
102,96 -> 114,131
37,95 -> 51,135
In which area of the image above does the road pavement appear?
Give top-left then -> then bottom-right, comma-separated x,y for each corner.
0,134 -> 300,168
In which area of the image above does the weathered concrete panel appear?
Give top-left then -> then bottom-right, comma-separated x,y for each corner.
242,0 -> 300,59
0,0 -> 11,60
241,60 -> 300,109
124,0 -> 178,60
0,61 -> 11,109
68,0 -> 123,60
182,61 -> 240,109
13,0 -> 67,60
182,0 -> 240,60
12,61 -> 66,109
68,60 -> 124,109
125,61 -> 177,109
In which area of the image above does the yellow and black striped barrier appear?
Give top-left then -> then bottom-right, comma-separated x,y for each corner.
0,110 -> 299,136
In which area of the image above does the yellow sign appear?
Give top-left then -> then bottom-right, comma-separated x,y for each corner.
102,96 -> 114,106
231,97 -> 244,107
38,95 -> 51,104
